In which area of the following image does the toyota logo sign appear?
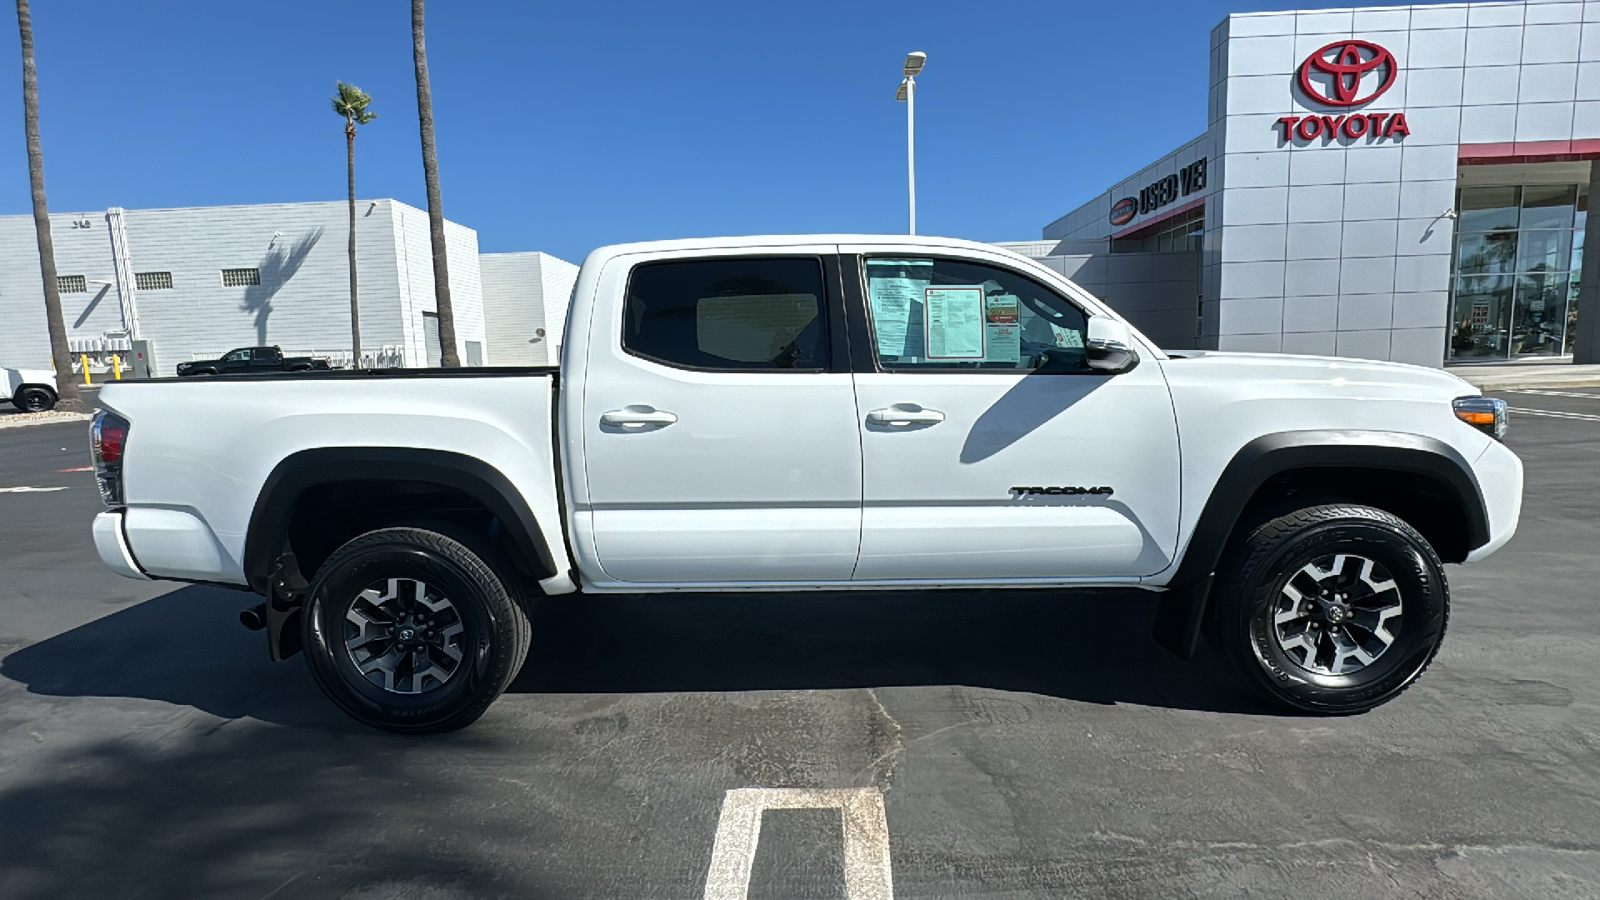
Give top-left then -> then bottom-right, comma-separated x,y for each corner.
1298,39 -> 1396,107
1109,197 -> 1138,226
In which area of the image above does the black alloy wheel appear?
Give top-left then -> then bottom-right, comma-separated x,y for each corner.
1209,504 -> 1449,714
301,526 -> 531,733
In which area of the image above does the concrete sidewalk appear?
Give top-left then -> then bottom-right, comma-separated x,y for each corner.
1447,361 -> 1600,390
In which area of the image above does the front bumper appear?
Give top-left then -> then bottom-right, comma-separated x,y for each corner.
1464,439 -> 1524,564
93,511 -> 150,580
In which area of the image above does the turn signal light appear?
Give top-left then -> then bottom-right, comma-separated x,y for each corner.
1452,396 -> 1507,441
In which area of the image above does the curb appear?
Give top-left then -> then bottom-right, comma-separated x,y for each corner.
0,413 -> 93,430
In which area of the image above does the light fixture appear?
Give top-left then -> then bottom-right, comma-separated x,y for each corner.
903,51 -> 926,77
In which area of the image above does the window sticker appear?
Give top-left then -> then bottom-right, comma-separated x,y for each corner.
924,285 -> 986,360
865,259 -> 932,359
984,291 -> 1021,364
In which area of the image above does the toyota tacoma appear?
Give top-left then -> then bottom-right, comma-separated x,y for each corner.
88,235 -> 1523,732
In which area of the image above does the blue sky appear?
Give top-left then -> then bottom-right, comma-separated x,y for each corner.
3,0 -> 1386,263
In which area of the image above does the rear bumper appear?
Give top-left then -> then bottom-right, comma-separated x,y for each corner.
93,511 -> 150,580
1465,439 -> 1523,563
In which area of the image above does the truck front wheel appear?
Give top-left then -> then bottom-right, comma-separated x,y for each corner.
301,526 -> 531,733
1209,504 -> 1448,715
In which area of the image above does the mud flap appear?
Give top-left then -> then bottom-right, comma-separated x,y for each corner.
266,552 -> 309,662
1152,574 -> 1213,660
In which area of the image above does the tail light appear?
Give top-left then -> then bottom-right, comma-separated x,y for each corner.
91,410 -> 130,507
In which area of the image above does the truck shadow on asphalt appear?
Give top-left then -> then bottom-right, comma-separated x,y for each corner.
1,584 -> 1275,724
511,588 -> 1272,714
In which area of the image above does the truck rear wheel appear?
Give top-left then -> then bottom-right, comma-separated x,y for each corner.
301,526 -> 531,733
1209,504 -> 1448,715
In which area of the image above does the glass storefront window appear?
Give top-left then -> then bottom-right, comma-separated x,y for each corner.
1449,179 -> 1588,360
1457,186 -> 1521,232
1516,230 -> 1573,275
1520,184 -> 1578,230
1450,274 -> 1514,359
1456,231 -> 1518,275
1512,273 -> 1570,356
1568,276 -> 1583,352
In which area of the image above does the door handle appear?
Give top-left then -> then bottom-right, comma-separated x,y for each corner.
601,407 -> 678,428
866,406 -> 945,426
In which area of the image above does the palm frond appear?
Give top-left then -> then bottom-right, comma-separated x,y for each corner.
331,80 -> 376,122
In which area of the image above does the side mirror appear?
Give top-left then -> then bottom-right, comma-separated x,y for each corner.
1084,317 -> 1140,375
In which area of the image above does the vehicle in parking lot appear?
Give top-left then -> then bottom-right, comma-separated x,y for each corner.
4,365 -> 58,412
89,234 -> 1524,732
175,346 -> 331,376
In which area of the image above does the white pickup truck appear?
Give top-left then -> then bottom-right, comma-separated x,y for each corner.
89,235 -> 1523,732
4,366 -> 59,412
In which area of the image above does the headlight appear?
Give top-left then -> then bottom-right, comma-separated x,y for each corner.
1453,396 -> 1508,440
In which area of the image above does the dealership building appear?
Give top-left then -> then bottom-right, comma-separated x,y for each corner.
0,200 -> 577,373
1013,0 -> 1600,367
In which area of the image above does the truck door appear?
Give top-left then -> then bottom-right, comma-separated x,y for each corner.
219,348 -> 251,373
577,250 -> 862,584
840,248 -> 1180,582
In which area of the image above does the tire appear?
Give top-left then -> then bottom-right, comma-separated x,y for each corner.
301,526 -> 531,733
14,386 -> 56,412
1208,504 -> 1448,715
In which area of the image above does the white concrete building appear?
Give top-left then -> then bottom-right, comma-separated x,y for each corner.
0,199 -> 490,372
479,252 -> 579,366
1034,0 -> 1600,366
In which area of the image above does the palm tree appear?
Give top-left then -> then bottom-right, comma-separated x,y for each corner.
331,81 -> 376,366
15,0 -> 84,411
411,0 -> 460,367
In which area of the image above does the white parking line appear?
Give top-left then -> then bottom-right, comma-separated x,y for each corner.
703,787 -> 893,900
1508,389 -> 1600,399
0,486 -> 69,493
1504,406 -> 1600,419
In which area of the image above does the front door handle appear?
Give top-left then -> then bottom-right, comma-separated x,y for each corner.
866,406 -> 945,426
601,407 -> 678,428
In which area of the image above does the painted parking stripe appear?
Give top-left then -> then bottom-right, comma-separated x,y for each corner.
1507,406 -> 1600,423
0,486 -> 69,493
56,465 -> 93,472
1507,389 -> 1600,399
703,787 -> 893,900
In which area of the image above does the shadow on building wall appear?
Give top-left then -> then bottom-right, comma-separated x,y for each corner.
240,227 -> 324,345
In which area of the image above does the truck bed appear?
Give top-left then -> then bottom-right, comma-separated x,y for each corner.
96,369 -> 567,589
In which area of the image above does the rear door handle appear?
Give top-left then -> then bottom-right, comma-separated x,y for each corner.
866,407 -> 945,426
601,408 -> 678,428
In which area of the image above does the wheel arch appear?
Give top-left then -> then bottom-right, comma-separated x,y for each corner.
1153,430 -> 1488,659
14,382 -> 57,401
243,447 -> 558,596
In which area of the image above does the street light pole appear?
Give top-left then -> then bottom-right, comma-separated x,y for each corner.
897,52 -> 926,236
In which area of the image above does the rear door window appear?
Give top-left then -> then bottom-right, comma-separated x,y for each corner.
623,257 -> 828,371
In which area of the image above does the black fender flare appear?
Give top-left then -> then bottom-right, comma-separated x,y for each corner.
1152,430 -> 1489,659
242,447 -> 557,595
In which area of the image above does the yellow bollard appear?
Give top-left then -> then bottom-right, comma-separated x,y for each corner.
112,354 -> 122,380
81,353 -> 92,385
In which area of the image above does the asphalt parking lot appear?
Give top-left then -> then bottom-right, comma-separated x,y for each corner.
1,390 -> 1597,899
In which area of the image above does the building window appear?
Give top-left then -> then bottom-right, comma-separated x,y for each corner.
221,267 -> 261,287
1111,206 -> 1205,254
135,271 -> 173,290
1449,182 -> 1586,361
57,274 -> 86,293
